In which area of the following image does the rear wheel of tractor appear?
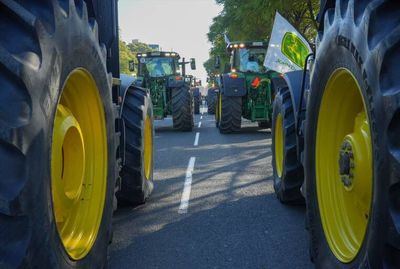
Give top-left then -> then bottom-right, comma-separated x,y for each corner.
117,86 -> 154,206
305,1 -> 400,267
218,92 -> 242,133
272,88 -> 304,204
0,1 -> 116,267
193,89 -> 201,115
172,86 -> 193,131
194,95 -> 200,114
207,89 -> 216,115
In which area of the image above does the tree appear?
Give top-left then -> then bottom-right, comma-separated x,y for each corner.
119,40 -> 136,74
119,40 -> 153,75
204,0 -> 319,76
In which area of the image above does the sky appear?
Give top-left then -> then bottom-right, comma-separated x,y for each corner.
118,0 -> 222,83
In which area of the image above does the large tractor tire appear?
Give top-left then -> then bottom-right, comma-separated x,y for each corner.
194,95 -> 201,115
207,89 -> 216,115
305,1 -> 400,268
271,88 -> 304,204
193,88 -> 201,115
117,86 -> 154,206
172,86 -> 193,131
0,1 -> 117,268
218,93 -> 242,133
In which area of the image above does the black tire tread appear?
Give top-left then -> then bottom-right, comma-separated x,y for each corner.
172,86 -> 193,131
207,89 -> 216,114
272,87 -> 304,204
219,94 -> 242,133
118,87 -> 154,206
0,1 -> 116,267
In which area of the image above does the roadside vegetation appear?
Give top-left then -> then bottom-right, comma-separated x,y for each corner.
119,39 -> 153,74
204,0 -> 319,75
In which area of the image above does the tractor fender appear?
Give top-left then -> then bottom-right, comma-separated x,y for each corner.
221,74 -> 246,97
120,74 -> 135,100
282,70 -> 309,129
282,70 -> 310,167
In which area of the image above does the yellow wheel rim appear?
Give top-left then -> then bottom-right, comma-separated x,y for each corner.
316,68 -> 372,263
143,114 -> 153,180
274,113 -> 284,177
51,69 -> 108,260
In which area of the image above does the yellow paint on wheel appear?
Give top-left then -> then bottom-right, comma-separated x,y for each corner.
316,68 -> 372,263
274,113 -> 284,177
144,114 -> 153,180
51,69 -> 108,260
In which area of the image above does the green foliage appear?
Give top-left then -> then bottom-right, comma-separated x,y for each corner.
204,0 -> 319,76
119,40 -> 153,75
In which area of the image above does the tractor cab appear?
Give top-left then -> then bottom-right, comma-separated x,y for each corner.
227,41 -> 268,74
137,51 -> 181,79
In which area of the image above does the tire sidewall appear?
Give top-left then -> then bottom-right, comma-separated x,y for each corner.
29,19 -> 115,268
306,19 -> 387,268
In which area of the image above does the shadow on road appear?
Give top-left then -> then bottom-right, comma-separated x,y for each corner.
110,195 -> 311,269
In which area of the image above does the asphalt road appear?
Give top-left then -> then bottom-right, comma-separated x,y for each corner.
109,105 -> 312,269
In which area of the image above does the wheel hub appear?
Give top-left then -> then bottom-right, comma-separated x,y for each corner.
53,105 -> 85,201
315,68 -> 372,263
339,140 -> 355,189
51,69 -> 108,260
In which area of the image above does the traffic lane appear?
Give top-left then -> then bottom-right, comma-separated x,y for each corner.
110,114 -> 312,269
183,116 -> 311,268
153,116 -> 201,170
110,116 -> 203,263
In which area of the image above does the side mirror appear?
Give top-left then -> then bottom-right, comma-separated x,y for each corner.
215,56 -> 221,69
129,60 -> 135,72
190,58 -> 196,70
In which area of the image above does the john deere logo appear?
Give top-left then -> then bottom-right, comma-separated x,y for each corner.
281,32 -> 309,68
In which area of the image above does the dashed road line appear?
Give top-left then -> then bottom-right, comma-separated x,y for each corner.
198,121 -> 202,128
194,132 -> 200,146
178,157 -> 196,214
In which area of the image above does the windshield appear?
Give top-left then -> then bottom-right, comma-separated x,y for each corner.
140,57 -> 174,77
234,48 -> 266,73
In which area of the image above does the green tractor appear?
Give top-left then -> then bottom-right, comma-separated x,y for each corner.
214,41 -> 281,133
190,77 -> 202,115
132,52 -> 196,131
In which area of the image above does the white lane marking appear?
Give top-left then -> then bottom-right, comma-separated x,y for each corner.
194,132 -> 200,146
178,157 -> 196,214
198,121 -> 202,128
200,115 -> 203,120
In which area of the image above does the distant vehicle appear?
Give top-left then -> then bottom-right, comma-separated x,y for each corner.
214,40 -> 282,133
132,52 -> 196,131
